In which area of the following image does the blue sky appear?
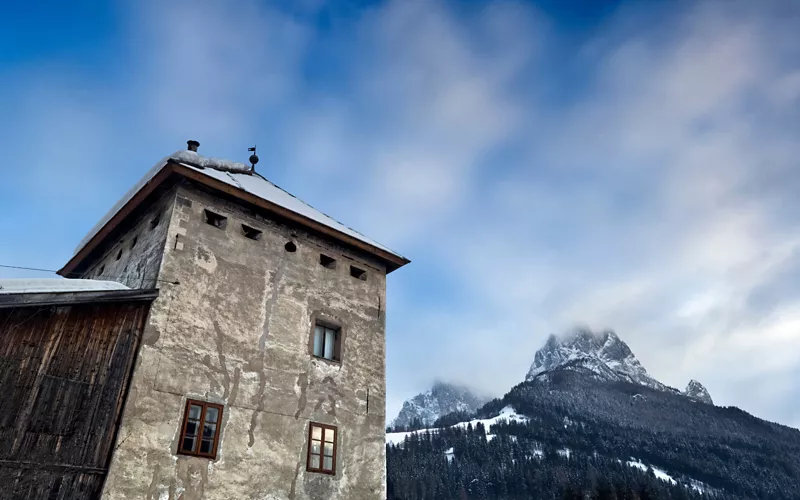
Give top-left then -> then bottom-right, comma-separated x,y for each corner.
2,0 -> 800,428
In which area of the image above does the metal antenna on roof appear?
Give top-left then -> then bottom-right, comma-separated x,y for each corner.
248,146 -> 259,172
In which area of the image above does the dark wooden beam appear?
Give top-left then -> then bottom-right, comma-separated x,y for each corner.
0,289 -> 159,309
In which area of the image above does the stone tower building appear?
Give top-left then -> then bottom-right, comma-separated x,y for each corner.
58,142 -> 409,499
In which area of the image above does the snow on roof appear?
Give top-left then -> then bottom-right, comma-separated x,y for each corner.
73,150 -> 405,262
0,278 -> 129,295
176,161 -> 403,257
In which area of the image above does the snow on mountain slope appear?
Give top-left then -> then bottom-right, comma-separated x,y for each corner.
387,405 -> 528,446
623,458 -> 712,492
389,411 -> 711,492
526,328 -> 715,404
391,381 -> 487,429
526,328 -> 666,390
626,459 -> 677,485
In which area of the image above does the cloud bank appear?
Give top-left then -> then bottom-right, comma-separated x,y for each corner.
1,0 -> 798,428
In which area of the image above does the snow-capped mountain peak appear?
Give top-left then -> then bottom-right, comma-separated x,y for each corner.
683,379 -> 713,405
391,381 -> 487,429
526,327 -> 665,390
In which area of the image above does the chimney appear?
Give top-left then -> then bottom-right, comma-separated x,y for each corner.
187,140 -> 200,152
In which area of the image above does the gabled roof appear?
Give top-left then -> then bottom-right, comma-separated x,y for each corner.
59,150 -> 409,276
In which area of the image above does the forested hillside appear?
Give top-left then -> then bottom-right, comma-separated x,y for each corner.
387,371 -> 800,500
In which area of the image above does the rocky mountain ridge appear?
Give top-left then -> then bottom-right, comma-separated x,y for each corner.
391,381 -> 487,429
393,328 -> 713,433
388,365 -> 800,500
526,327 -> 711,404
684,379 -> 713,404
384,329 -> 800,499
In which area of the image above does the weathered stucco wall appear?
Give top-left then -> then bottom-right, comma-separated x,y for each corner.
81,190 -> 176,290
99,183 -> 388,500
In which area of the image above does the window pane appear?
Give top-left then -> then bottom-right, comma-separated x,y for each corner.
324,428 -> 335,443
313,327 -> 324,357
311,441 -> 321,455
205,407 -> 219,423
324,442 -> 334,457
185,421 -> 198,436
200,439 -> 213,454
203,423 -> 216,439
323,456 -> 333,471
310,455 -> 320,469
311,426 -> 322,440
189,405 -> 202,420
182,436 -> 196,452
324,329 -> 335,359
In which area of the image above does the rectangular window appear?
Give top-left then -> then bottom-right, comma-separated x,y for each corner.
241,224 -> 262,240
307,423 -> 337,474
178,399 -> 223,459
313,323 -> 341,362
349,265 -> 367,281
320,254 -> 336,269
204,209 -> 228,230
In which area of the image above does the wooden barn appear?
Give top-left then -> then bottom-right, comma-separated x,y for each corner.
0,280 -> 157,500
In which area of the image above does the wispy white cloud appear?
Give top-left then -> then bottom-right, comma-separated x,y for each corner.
1,0 -> 799,429
374,0 -> 800,424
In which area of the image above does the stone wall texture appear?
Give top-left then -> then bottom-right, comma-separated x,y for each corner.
83,183 -> 388,500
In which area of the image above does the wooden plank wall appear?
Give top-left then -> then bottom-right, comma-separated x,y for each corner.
0,300 -> 150,500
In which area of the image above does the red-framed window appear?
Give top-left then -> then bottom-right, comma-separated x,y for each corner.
307,422 -> 337,474
178,399 -> 223,459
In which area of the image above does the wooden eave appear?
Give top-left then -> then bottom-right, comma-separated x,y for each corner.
0,288 -> 160,309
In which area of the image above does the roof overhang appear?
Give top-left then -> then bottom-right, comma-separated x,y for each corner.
58,161 -> 410,277
0,288 -> 159,309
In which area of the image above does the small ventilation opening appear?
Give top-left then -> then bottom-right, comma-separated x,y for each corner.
320,254 -> 336,269
97,265 -> 105,277
285,241 -> 297,253
131,236 -> 138,249
350,265 -> 367,281
242,224 -> 262,241
116,248 -> 123,261
150,213 -> 161,230
204,209 -> 228,230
